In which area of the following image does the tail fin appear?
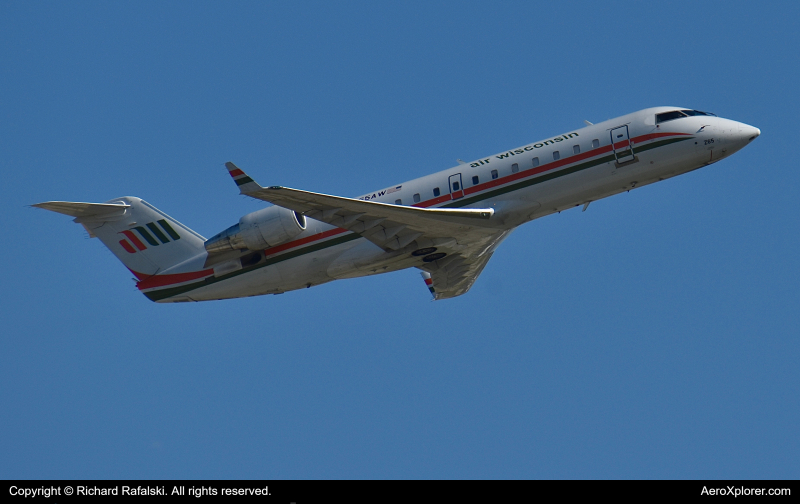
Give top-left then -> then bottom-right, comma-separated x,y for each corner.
34,197 -> 207,281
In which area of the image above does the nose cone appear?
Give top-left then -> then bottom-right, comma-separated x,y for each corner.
712,119 -> 759,158
741,124 -> 760,142
724,120 -> 760,148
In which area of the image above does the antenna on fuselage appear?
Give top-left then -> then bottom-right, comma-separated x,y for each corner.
584,120 -> 593,126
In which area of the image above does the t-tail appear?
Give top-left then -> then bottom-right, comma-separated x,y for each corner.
33,197 -> 209,302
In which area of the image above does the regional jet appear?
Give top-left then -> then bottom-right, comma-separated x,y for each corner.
35,107 -> 760,302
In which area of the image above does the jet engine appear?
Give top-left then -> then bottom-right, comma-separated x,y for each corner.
205,206 -> 307,253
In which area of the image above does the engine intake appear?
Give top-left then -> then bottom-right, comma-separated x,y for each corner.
205,206 -> 307,253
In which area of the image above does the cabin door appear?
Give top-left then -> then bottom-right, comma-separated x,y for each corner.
610,125 -> 636,165
448,173 -> 464,199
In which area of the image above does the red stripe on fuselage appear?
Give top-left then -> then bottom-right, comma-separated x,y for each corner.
135,228 -> 350,290
135,269 -> 214,290
262,227 -> 348,257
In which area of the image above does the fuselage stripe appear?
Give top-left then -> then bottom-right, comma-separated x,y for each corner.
262,228 -> 348,257
143,232 -> 361,300
137,228 -> 352,291
136,269 -> 215,289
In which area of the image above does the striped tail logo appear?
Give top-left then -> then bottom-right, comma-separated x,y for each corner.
118,219 -> 181,253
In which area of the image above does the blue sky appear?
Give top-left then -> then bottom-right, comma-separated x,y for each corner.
2,1 -> 798,478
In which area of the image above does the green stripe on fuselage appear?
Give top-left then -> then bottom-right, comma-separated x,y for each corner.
144,232 -> 361,301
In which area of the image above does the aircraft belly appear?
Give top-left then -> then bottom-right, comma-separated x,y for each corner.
186,263 -> 285,300
326,238 -> 386,279
520,160 -> 615,214
274,239 -> 346,288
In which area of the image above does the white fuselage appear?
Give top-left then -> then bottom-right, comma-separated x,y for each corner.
143,107 -> 759,302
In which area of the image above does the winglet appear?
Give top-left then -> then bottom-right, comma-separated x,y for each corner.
420,271 -> 436,299
225,162 -> 263,194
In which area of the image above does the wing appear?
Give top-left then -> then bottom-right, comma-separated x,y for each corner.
226,162 -> 510,299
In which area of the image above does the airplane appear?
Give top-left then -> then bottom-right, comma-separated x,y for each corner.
35,106 -> 760,302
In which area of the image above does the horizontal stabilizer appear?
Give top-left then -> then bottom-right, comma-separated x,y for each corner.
33,201 -> 130,219
34,196 -> 209,289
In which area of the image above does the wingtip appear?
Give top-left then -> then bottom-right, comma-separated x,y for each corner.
225,161 -> 246,178
224,161 -> 261,193
420,271 -> 436,298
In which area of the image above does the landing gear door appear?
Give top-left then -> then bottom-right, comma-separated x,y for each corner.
449,173 -> 464,200
610,125 -> 637,166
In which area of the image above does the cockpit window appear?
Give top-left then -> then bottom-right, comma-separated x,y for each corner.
657,109 -> 718,124
681,109 -> 716,117
656,110 -> 688,124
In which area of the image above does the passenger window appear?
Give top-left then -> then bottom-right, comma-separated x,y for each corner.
491,169 -> 498,179
433,187 -> 440,197
395,199 -> 402,205
532,157 -> 539,167
413,193 -> 420,203
472,175 -> 479,185
592,139 -> 599,149
453,182 -> 460,191
553,151 -> 560,161
511,163 -> 519,173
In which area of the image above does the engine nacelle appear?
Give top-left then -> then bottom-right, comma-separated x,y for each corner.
205,206 -> 307,253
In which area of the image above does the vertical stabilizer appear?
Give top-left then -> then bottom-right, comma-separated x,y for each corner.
34,197 -> 207,279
